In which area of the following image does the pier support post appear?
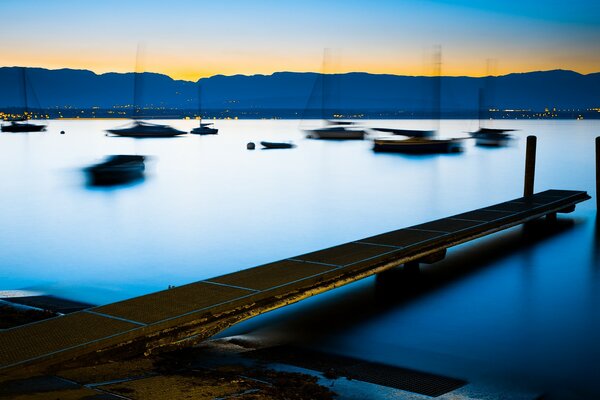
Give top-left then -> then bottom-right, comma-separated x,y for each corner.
596,137 -> 599,210
524,135 -> 537,197
404,261 -> 420,275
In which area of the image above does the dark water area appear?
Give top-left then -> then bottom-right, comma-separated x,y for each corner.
1,119 -> 598,396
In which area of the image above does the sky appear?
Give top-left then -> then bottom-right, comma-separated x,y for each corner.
1,0 -> 599,81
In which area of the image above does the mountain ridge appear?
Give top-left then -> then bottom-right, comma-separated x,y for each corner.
1,67 -> 599,112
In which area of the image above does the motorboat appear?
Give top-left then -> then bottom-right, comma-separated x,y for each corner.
106,121 -> 187,138
85,155 -> 145,185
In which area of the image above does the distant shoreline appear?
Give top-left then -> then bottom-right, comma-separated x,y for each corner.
2,108 -> 598,120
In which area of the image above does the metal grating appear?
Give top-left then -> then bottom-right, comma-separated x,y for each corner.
0,313 -> 139,367
94,282 -> 254,325
208,259 -> 337,291
247,346 -> 467,397
360,229 -> 445,247
294,242 -> 395,266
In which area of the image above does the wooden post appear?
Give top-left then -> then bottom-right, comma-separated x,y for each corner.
524,135 -> 537,197
596,137 -> 600,210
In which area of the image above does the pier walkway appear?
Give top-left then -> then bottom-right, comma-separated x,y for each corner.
0,189 -> 590,380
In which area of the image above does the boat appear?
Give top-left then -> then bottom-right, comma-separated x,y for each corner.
106,121 -> 187,138
260,141 -> 296,149
306,123 -> 365,140
370,127 -> 434,138
373,136 -> 464,154
191,122 -> 218,135
190,83 -> 218,135
303,51 -> 366,140
85,155 -> 145,185
469,85 -> 516,147
372,48 -> 464,154
106,47 -> 185,138
1,68 -> 47,133
469,127 -> 515,147
1,119 -> 46,133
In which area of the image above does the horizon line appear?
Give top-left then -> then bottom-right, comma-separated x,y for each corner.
1,65 -> 598,83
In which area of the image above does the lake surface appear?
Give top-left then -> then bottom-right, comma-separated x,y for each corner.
1,119 -> 599,396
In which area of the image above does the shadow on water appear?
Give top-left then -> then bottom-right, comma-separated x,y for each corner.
249,217 -> 578,344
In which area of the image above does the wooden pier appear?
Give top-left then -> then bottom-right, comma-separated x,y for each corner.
0,189 -> 590,381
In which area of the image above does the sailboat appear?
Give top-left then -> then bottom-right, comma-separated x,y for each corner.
106,47 -> 186,138
190,83 -> 218,135
372,47 -> 465,154
304,50 -> 365,140
468,88 -> 516,147
1,68 -> 47,133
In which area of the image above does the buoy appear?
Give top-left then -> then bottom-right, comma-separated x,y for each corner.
247,142 -> 255,150
60,130 -> 65,134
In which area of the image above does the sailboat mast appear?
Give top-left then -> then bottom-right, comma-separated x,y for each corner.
21,67 -> 29,119
197,82 -> 202,125
133,43 -> 145,120
478,87 -> 484,129
432,45 -> 442,132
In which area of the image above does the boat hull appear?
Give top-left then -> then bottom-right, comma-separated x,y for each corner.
373,138 -> 463,154
1,123 -> 46,132
190,127 -> 218,135
260,141 -> 295,149
373,128 -> 435,138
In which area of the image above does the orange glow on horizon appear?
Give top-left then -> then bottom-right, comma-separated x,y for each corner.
1,50 -> 599,82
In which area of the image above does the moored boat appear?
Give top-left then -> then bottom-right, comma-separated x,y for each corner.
190,122 -> 218,135
469,127 -> 515,147
260,141 -> 296,149
373,136 -> 464,154
106,121 -> 186,138
1,68 -> 47,133
305,124 -> 365,140
85,155 -> 145,185
1,120 -> 46,133
370,127 -> 435,138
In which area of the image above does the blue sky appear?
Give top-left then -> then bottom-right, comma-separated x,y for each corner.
1,0 -> 598,80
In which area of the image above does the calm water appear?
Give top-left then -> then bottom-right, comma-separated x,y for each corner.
1,119 -> 599,396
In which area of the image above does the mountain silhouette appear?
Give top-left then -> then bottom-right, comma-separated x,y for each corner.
0,67 -> 598,113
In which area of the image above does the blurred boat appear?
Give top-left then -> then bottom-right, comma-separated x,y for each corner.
1,119 -> 46,132
469,127 -> 515,147
191,122 -> 218,135
370,127 -> 434,138
190,83 -> 218,135
303,50 -> 366,140
306,120 -> 365,140
86,155 -> 145,185
260,141 -> 296,149
373,136 -> 464,154
106,121 -> 186,137
1,68 -> 47,133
